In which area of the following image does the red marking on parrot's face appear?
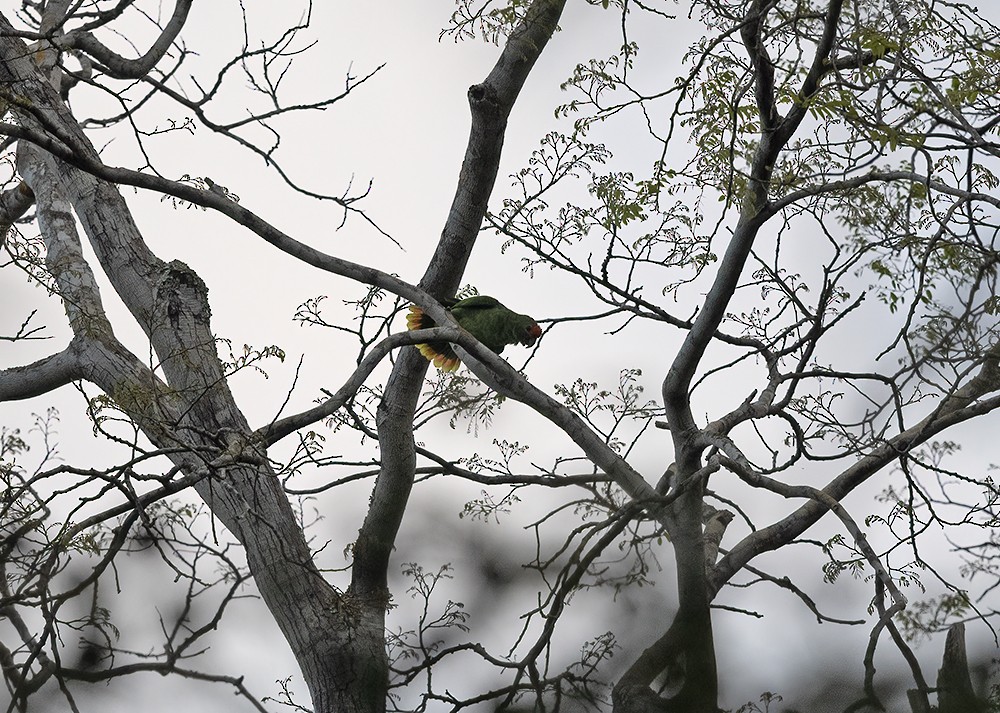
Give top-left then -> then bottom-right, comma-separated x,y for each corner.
521,322 -> 542,347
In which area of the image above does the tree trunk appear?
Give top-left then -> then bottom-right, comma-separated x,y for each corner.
0,18 -> 385,711
937,622 -> 985,713
612,484 -> 720,713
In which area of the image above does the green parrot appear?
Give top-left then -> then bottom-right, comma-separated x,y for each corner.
406,295 -> 543,372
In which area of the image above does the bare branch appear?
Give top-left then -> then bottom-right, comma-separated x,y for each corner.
0,344 -> 80,400
55,0 -> 192,79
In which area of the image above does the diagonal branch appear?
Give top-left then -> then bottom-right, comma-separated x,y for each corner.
662,0 -> 846,440
775,0 -> 845,144
0,115 -> 443,312
456,340 -> 671,505
715,451 -> 907,611
740,0 -> 781,132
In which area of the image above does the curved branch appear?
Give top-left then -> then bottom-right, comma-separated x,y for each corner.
661,0 -> 848,438
56,0 -> 192,79
762,168 -> 1000,221
738,560 -> 866,626
253,328 -> 453,447
716,452 -> 907,611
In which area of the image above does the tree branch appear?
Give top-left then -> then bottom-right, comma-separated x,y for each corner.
55,0 -> 192,79
712,377 -> 1000,594
253,328 -> 453,447
0,180 -> 33,234
352,0 -> 569,608
0,344 -> 81,400
458,340 -> 699,510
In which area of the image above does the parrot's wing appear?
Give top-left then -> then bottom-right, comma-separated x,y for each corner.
451,295 -> 501,311
407,296 -> 535,372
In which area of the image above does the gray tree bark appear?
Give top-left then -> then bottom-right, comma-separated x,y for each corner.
0,14 -> 391,710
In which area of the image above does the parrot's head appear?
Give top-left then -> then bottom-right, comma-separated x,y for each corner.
519,320 -> 543,347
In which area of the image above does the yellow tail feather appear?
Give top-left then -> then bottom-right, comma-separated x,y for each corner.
408,305 -> 460,371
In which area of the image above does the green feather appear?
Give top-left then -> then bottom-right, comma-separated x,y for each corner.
407,295 -> 541,371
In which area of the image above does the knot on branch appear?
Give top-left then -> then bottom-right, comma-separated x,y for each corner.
467,82 -> 502,116
156,259 -> 211,328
